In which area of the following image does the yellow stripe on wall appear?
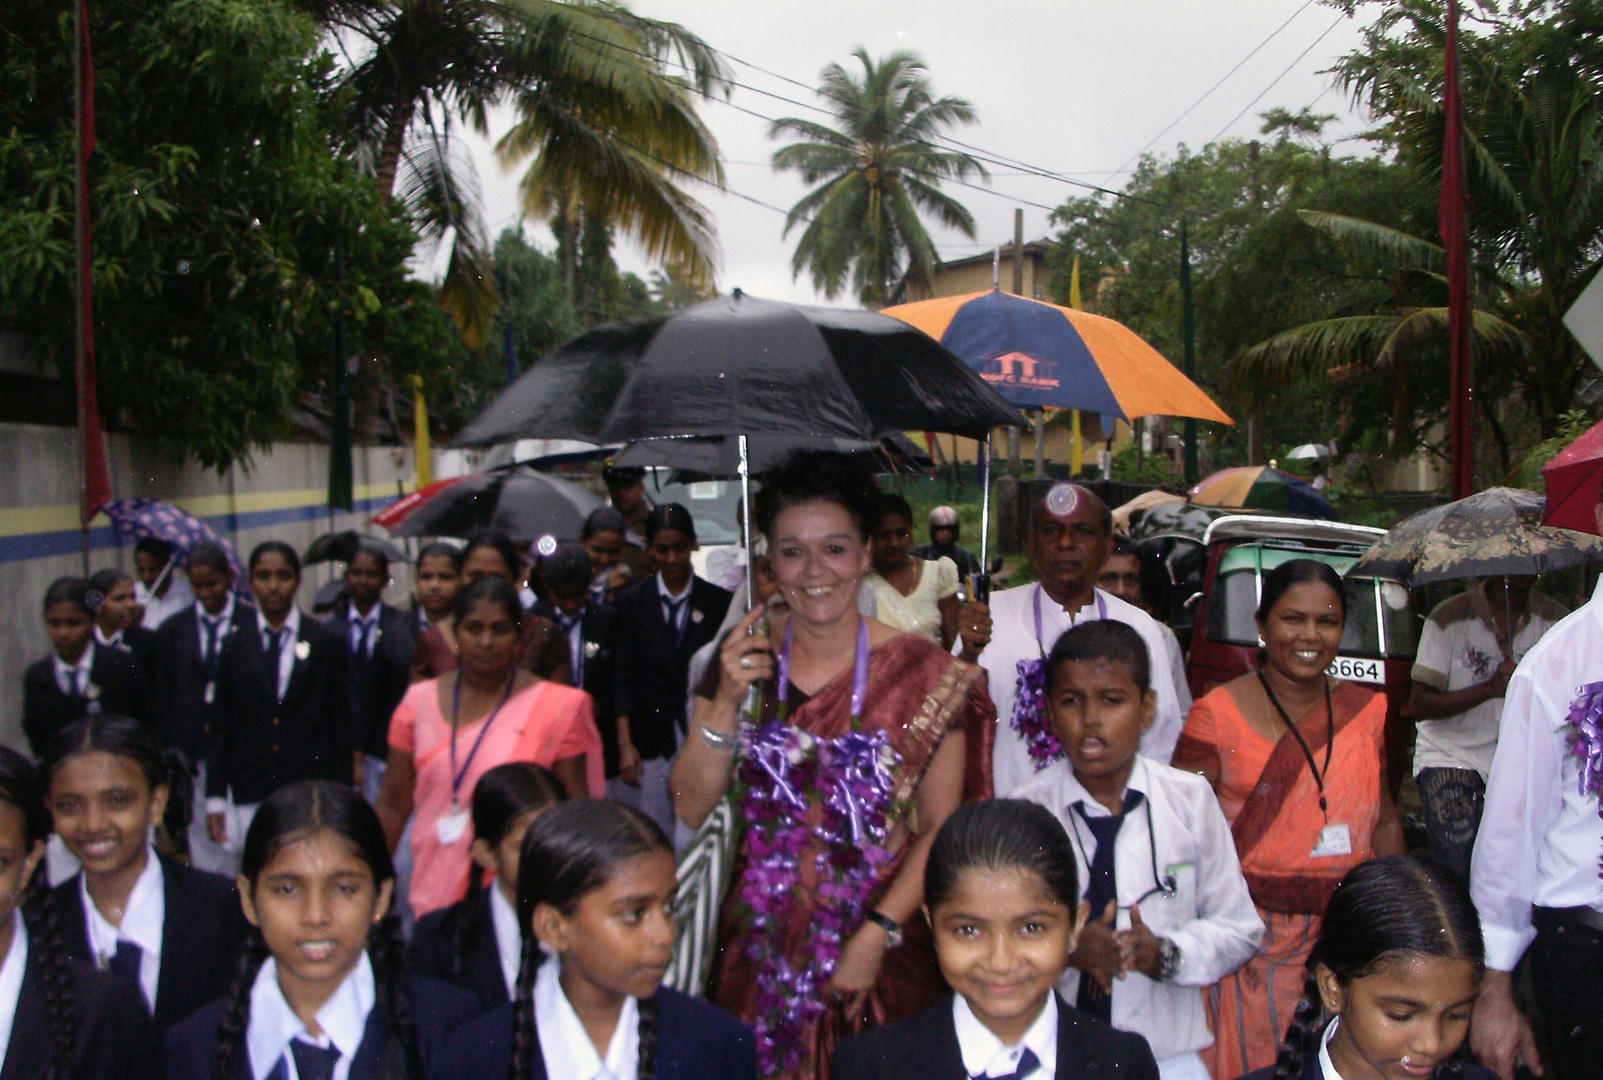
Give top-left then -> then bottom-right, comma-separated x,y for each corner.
0,482 -> 402,540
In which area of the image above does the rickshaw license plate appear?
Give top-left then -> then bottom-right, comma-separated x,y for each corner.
1326,656 -> 1383,684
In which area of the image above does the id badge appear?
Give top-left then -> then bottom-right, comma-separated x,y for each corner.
436,805 -> 471,845
1311,823 -> 1353,858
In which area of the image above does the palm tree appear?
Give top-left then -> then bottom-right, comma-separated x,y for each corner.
770,49 -> 986,307
494,3 -> 727,297
300,0 -> 726,344
1233,2 -> 1603,460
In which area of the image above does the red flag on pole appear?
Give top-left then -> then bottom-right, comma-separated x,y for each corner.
1442,0 -> 1474,499
76,0 -> 112,528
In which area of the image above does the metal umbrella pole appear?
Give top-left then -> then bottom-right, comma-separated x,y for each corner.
977,433 -> 993,603
739,434 -> 756,612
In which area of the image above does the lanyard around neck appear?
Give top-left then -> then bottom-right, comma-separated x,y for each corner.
449,670 -> 517,804
1033,584 -> 1108,657
1257,670 -> 1335,819
776,616 -> 870,726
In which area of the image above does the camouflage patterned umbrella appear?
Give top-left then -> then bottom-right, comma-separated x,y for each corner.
1350,486 -> 1603,585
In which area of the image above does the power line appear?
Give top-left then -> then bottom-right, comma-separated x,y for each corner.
1205,14 -> 1348,146
1112,0 -> 1318,176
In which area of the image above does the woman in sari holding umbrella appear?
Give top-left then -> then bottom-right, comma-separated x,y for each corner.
672,453 -> 995,1080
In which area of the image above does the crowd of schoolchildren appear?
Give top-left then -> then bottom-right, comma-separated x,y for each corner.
1,459 -> 1582,1080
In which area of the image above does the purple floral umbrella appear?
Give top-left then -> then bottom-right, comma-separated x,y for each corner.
99,498 -> 247,594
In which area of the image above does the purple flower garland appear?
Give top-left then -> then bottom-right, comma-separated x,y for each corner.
1563,681 -> 1603,879
738,720 -> 901,1077
1012,657 -> 1064,770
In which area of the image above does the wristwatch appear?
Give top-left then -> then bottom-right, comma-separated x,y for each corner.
1155,936 -> 1182,983
865,911 -> 904,949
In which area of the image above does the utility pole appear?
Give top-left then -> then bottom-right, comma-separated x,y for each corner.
1010,209 -> 1024,478
1180,220 -> 1200,487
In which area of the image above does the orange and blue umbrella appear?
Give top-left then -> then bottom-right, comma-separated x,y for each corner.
1189,465 -> 1335,520
881,289 -> 1233,423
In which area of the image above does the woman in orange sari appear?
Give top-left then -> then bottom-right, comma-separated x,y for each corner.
1174,559 -> 1403,1080
673,453 -> 994,1080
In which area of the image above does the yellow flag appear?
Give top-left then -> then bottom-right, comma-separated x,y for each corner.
413,375 -> 433,489
1070,255 -> 1084,474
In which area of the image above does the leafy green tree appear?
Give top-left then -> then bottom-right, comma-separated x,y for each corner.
770,49 -> 986,306
1046,120 -> 1435,471
0,0 -> 427,469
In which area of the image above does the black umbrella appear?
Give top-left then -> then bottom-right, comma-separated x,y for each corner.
382,466 -> 604,544
453,291 -> 1024,448
303,530 -> 410,567
453,291 -> 1024,602
612,432 -> 933,478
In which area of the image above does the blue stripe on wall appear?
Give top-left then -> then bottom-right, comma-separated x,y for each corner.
0,495 -> 395,566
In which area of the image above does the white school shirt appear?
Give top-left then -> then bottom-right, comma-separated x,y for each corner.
1318,1020 -> 1347,1080
54,643 -> 96,697
1471,574 -> 1603,970
954,990 -> 1056,1080
138,576 -> 195,631
0,911 -> 28,1071
972,585 -> 1184,796
81,846 -> 164,1010
655,574 -> 693,636
246,952 -> 375,1080
256,607 -> 303,701
489,884 -> 523,1001
94,626 -> 125,650
535,954 -> 639,1080
1013,756 -> 1264,1062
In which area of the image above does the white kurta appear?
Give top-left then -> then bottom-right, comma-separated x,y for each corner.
973,584 -> 1184,796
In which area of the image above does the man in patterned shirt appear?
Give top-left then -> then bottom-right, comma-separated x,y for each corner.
1408,575 -> 1566,881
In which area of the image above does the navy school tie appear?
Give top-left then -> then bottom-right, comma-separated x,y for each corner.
108,939 -> 148,1010
974,1046 -> 1041,1080
289,1040 -> 341,1080
1074,790 -> 1144,1020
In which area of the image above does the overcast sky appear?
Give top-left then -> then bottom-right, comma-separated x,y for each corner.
451,0 -> 1378,306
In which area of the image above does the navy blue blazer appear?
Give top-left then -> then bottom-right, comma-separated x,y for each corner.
409,885 -> 509,1009
22,646 -> 153,757
438,986 -> 756,1080
207,610 -> 352,806
833,992 -> 1159,1080
53,854 -> 251,1031
533,599 -> 620,775
164,974 -> 480,1080
153,603 -> 255,762
611,576 -> 731,761
1240,1048 -> 1501,1080
329,599 -> 417,760
0,953 -> 161,1080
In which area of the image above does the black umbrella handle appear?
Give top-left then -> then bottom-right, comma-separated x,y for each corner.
973,572 -> 991,605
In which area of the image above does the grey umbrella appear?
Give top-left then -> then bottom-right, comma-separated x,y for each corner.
381,466 -> 603,544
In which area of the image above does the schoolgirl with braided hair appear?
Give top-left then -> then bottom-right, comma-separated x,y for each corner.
163,781 -> 478,1080
409,762 -> 568,1007
1241,854 -> 1495,1080
43,715 -> 251,1032
23,576 -> 153,756
0,744 -> 159,1080
436,799 -> 755,1080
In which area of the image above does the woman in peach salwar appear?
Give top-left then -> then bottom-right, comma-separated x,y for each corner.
1173,559 -> 1403,1080
375,577 -> 602,918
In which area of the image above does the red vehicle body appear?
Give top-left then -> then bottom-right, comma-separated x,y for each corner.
1183,516 -> 1419,793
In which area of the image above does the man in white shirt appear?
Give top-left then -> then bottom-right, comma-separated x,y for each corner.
1410,575 -> 1565,881
1469,494 -> 1603,1080
955,484 -> 1185,796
